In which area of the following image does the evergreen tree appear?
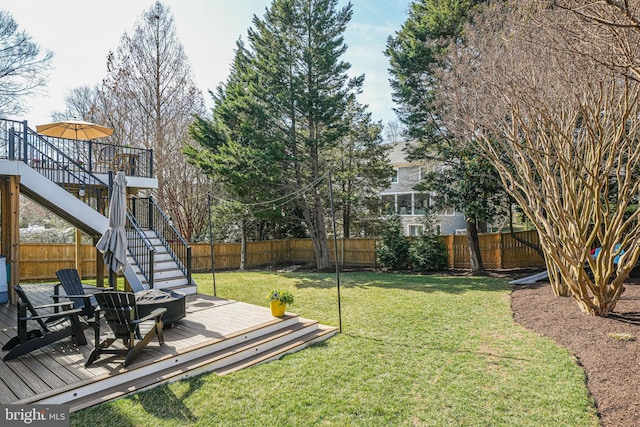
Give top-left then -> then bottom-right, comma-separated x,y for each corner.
248,0 -> 357,269
329,97 -> 394,238
376,214 -> 410,270
385,0 -> 498,271
187,40 -> 282,268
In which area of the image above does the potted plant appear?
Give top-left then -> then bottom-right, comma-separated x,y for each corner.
268,289 -> 294,317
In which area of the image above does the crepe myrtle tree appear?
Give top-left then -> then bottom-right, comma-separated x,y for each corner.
437,0 -> 640,316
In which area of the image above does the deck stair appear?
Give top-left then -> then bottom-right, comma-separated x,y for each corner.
127,229 -> 197,295
31,311 -> 338,412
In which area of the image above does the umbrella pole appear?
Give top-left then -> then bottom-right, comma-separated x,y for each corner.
109,269 -> 116,290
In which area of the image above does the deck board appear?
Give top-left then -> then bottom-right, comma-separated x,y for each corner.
0,284 -> 329,410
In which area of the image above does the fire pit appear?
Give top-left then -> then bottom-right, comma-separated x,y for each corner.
135,289 -> 186,327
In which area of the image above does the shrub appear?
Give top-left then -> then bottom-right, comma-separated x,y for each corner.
409,234 -> 449,272
376,214 -> 410,270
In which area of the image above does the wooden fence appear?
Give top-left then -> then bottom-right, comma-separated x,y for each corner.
443,230 -> 544,270
15,231 -> 545,282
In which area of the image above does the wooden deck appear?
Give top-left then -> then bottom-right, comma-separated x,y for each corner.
0,286 -> 337,412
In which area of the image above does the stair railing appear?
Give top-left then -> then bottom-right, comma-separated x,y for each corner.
130,196 -> 192,287
4,120 -> 107,212
125,211 -> 156,289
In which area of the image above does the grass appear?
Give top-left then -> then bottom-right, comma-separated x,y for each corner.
70,271 -> 599,426
607,332 -> 635,341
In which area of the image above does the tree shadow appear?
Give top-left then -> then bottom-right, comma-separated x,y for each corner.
608,312 -> 640,325
128,375 -> 206,423
282,270 -> 513,295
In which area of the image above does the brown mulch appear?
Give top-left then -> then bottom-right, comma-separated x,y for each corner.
511,276 -> 640,427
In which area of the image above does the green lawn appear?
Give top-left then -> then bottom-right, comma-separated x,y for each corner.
71,271 -> 598,426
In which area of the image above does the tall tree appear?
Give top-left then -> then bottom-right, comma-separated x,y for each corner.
52,85 -> 101,122
0,10 -> 52,118
99,1 -> 209,242
385,0 -> 496,272
329,97 -> 393,238
187,40 -> 282,268
240,0 -> 359,269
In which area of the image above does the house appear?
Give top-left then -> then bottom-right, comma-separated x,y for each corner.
379,140 -> 466,235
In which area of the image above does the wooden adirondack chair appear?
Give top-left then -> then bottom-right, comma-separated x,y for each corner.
2,285 -> 87,361
85,291 -> 166,368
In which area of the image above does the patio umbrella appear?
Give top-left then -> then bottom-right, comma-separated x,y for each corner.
96,171 -> 128,286
36,119 -> 113,140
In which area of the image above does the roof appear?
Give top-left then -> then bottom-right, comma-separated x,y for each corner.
386,140 -> 422,167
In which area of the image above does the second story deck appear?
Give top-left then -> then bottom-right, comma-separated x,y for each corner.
0,118 -> 156,189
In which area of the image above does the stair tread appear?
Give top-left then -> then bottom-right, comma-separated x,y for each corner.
216,325 -> 338,375
66,320 -> 335,411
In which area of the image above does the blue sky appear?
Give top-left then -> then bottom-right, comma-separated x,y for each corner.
3,0 -> 411,130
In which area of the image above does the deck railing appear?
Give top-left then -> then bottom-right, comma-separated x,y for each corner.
1,119 -> 108,212
130,196 -> 193,287
0,119 -> 154,178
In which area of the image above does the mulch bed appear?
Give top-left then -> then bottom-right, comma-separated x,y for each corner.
511,276 -> 640,427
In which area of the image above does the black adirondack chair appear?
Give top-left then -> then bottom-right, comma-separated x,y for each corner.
85,291 -> 166,368
54,268 -> 113,320
2,285 -> 87,361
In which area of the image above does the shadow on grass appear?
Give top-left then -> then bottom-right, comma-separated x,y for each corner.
127,376 -> 206,424
282,271 -> 511,295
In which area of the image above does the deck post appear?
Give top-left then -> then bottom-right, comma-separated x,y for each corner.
1,175 -> 20,304
75,229 -> 83,278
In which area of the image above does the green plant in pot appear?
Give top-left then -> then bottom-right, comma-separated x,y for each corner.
268,290 -> 294,317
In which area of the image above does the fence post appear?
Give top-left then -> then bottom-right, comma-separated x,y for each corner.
447,235 -> 455,268
499,233 -> 505,269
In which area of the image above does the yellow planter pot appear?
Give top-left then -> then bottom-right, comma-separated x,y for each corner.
270,300 -> 286,317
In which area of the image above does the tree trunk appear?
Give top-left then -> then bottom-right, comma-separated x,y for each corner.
466,217 -> 484,272
240,217 -> 247,271
342,201 -> 350,238
311,195 -> 331,270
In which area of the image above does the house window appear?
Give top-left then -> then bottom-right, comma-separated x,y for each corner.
434,195 -> 455,216
408,225 -> 424,236
434,222 -> 441,235
438,205 -> 455,216
397,194 -> 412,215
391,169 -> 398,183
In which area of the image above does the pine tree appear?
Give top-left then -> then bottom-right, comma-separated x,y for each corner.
385,0 -> 499,272
247,0 -> 357,269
